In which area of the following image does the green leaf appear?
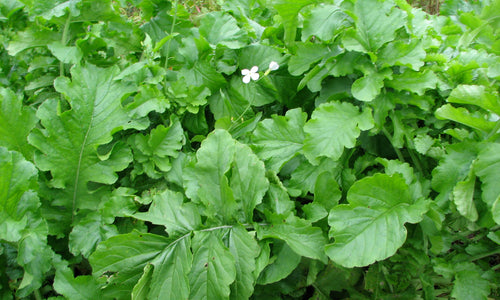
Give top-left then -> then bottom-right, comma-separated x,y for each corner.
377,39 -> 426,70
199,12 -> 248,49
451,270 -> 490,300
228,226 -> 260,300
414,134 -> 435,155
385,69 -> 438,95
302,4 -> 352,42
313,171 -> 341,212
435,104 -> 496,132
256,241 -> 301,285
431,143 -> 477,204
273,0 -> 319,47
230,143 -> 269,222
288,43 -> 329,76
184,130 -> 268,223
134,189 -> 201,236
257,217 -> 327,262
7,27 -> 60,55
251,108 -> 306,172
303,102 -> 374,164
148,237 -> 192,300
28,64 -> 141,215
287,157 -> 340,197
68,212 -> 118,257
89,231 -> 171,298
131,264 -> 153,300
351,71 -> 389,102
238,44 -> 283,73
47,41 -> 83,64
0,147 -> 38,242
183,130 -> 237,220
0,88 -> 37,160
128,117 -> 185,178
447,85 -> 500,116
326,174 -> 429,267
53,266 -> 102,300
475,143 -> 500,216
342,0 -> 406,53
189,230 -> 236,300
452,170 -> 478,222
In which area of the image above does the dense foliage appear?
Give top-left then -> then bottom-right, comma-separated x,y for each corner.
1,0 -> 499,298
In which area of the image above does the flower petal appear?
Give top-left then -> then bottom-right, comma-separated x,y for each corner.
250,72 -> 260,81
241,69 -> 250,75
242,74 -> 251,83
250,66 -> 259,73
269,61 -> 279,71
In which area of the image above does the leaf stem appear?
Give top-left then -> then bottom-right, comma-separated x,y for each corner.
163,0 -> 178,88
34,289 -> 42,300
486,120 -> 500,141
382,127 -> 405,162
60,15 -> 71,78
468,248 -> 500,262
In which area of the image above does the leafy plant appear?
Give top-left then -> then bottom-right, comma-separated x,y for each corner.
1,0 -> 499,299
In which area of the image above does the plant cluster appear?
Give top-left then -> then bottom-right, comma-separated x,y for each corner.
1,0 -> 499,299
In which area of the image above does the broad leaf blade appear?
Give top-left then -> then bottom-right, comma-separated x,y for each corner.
252,108 -> 306,172
189,230 -> 236,300
28,64 -> 140,214
303,102 -> 374,164
326,174 -> 429,267
0,88 -> 37,160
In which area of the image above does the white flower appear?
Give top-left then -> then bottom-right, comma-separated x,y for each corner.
242,66 -> 259,83
269,61 -> 279,71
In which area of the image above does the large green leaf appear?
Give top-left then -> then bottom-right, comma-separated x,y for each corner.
435,104 -> 496,132
0,88 -> 37,160
326,174 -> 429,267
342,0 -> 406,53
303,102 -> 374,164
28,64 -> 143,216
189,230 -> 236,300
251,108 -> 306,172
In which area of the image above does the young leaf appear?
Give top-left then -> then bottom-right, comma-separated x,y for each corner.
303,102 -> 374,164
256,241 -> 301,285
326,174 -> 429,267
251,108 -> 307,172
